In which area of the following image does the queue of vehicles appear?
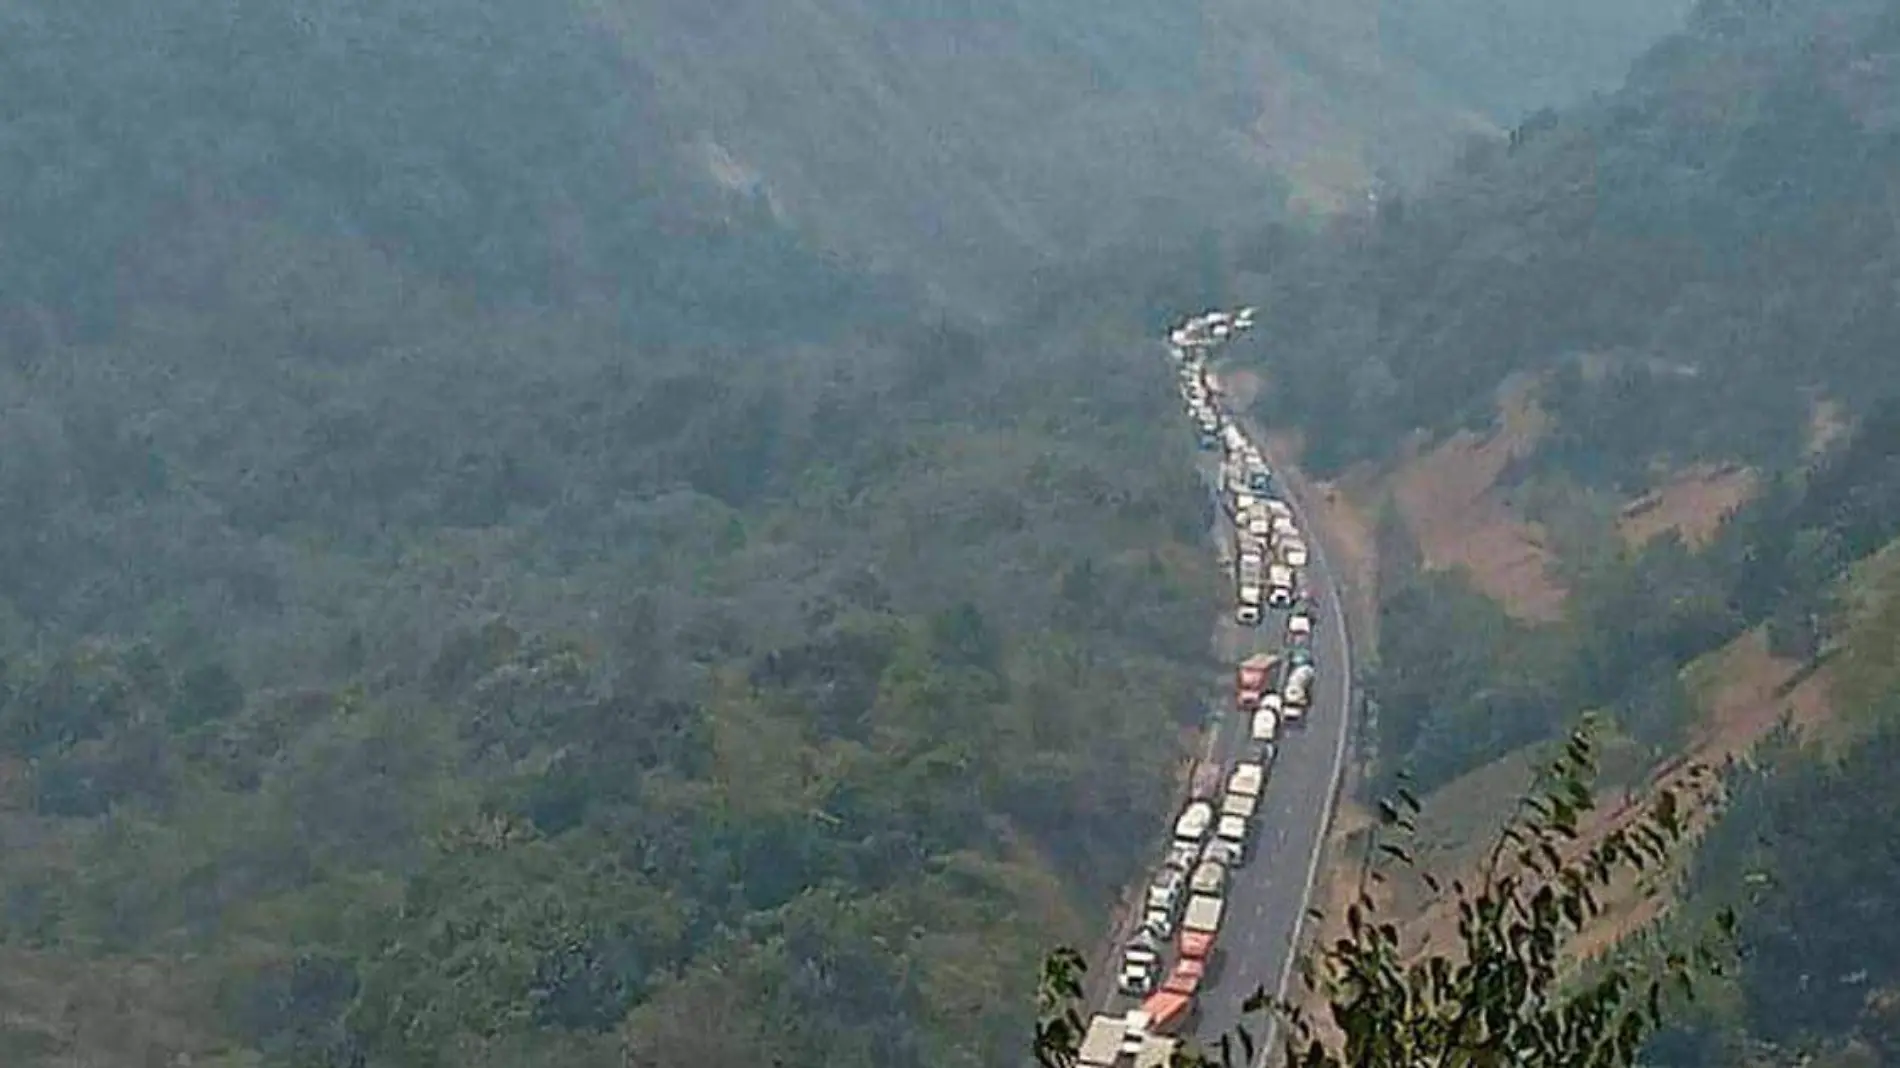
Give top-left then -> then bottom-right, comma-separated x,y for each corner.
1083,305 -> 1329,1066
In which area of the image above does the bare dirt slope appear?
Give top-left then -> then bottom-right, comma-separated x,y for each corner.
1390,379 -> 1568,622
1618,463 -> 1759,548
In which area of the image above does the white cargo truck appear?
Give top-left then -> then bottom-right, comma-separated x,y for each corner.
1182,893 -> 1224,938
1283,540 -> 1309,569
1079,1014 -> 1125,1067
1228,762 -> 1265,798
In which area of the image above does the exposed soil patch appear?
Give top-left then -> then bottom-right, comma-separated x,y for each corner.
1618,463 -> 1758,549
1390,379 -> 1567,622
1685,626 -> 1836,759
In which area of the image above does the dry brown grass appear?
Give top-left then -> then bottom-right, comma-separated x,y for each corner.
1390,379 -> 1567,623
1364,626 -> 1841,977
1618,463 -> 1758,549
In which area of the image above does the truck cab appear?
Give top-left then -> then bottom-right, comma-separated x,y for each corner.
1174,800 -> 1214,845
1251,707 -> 1278,743
1215,816 -> 1248,866
1287,613 -> 1313,646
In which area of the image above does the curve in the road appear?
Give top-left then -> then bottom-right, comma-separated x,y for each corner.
1082,315 -> 1357,1068
1245,412 -> 1355,1063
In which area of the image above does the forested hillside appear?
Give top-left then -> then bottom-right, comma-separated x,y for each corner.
4,0 -> 1684,322
0,3 -> 1232,1066
1221,0 -> 1900,785
1213,0 -> 1900,1063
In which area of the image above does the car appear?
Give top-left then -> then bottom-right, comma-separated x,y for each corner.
1289,648 -> 1314,669
1236,603 -> 1262,626
1120,946 -> 1161,996
1258,739 -> 1279,766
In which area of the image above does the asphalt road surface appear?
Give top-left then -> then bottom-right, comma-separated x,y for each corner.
1187,417 -> 1354,1061
1092,347 -> 1355,1064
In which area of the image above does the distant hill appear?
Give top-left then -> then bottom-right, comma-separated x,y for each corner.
0,0 -> 1690,319
1376,0 -> 1696,123
1243,0 -> 1900,482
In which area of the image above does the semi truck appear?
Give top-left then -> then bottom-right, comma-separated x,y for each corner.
1079,1012 -> 1182,1068
1179,894 -> 1224,961
1139,957 -> 1204,1036
1236,653 -> 1278,711
1079,1014 -> 1126,1067
1267,563 -> 1294,607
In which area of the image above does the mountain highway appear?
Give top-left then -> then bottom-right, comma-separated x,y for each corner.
1186,396 -> 1355,1061
1088,331 -> 1356,1066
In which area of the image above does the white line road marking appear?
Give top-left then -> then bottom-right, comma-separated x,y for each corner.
1250,419 -> 1356,1068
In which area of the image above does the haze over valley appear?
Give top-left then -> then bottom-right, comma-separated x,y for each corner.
8,2 -> 1900,1067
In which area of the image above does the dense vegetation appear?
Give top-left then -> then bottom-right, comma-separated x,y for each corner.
0,2 -> 1242,1065
1201,0 -> 1900,1063
1366,403 -> 1900,794
1239,0 -> 1900,482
